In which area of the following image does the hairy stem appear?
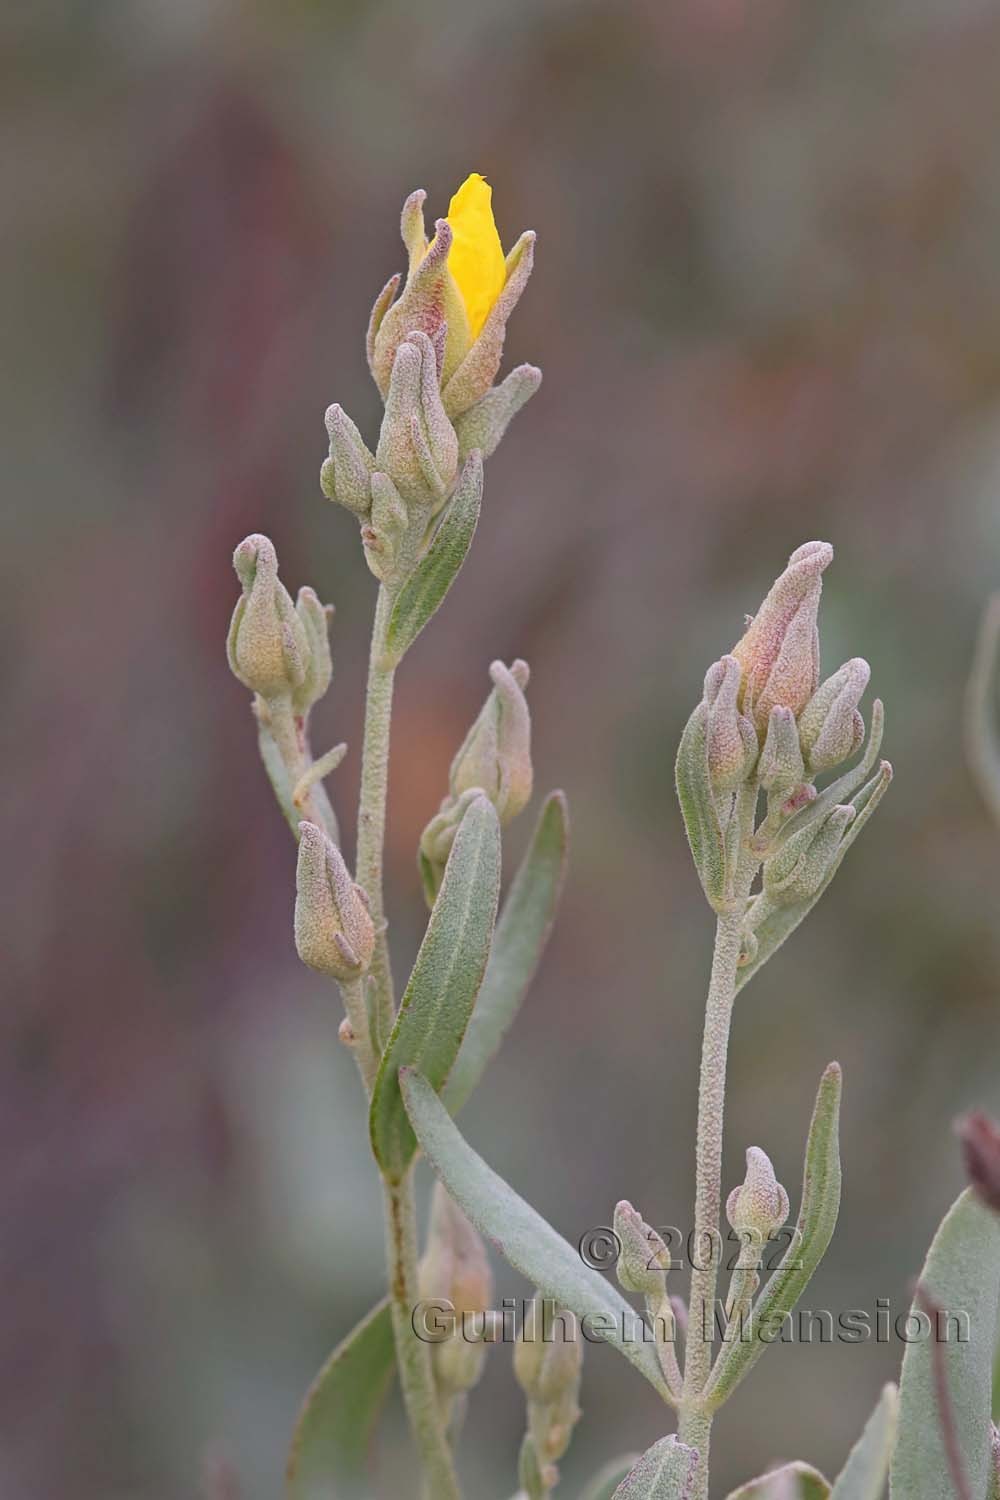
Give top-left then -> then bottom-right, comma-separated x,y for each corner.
384,1177 -> 462,1500
357,583 -> 459,1497
679,903 -> 745,1493
338,976 -> 378,1090
259,695 -> 340,842
356,585 -> 397,1045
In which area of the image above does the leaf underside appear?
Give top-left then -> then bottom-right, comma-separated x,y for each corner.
890,1189 -> 1000,1499
285,1298 -> 395,1500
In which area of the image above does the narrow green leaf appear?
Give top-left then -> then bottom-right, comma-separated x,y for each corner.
285,1298 -> 395,1500
675,701 -> 726,908
889,1189 -> 1000,1500
705,1063 -> 842,1409
581,1456 -> 642,1500
726,1462 -> 830,1498
370,795 -> 501,1183
383,451 -> 483,666
399,1069 -> 672,1399
611,1435 -> 700,1497
830,1384 -> 897,1500
444,790 -> 569,1114
966,593 -> 1000,826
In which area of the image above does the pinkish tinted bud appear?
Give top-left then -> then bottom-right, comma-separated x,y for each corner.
294,822 -> 375,981
798,658 -> 870,773
726,1147 -> 790,1240
731,541 -> 833,735
703,655 -> 758,791
450,660 -> 533,821
227,534 -> 308,701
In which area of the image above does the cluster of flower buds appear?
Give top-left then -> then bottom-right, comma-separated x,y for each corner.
294,821 -> 375,982
417,1182 -> 495,1409
227,534 -> 341,842
321,174 -> 540,586
677,541 -> 891,926
514,1294 -> 583,1497
419,659 -> 533,904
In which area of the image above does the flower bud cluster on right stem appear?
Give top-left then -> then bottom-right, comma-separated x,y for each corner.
676,540 -> 892,972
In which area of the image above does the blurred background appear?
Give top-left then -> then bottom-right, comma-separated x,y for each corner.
5,0 -> 1000,1495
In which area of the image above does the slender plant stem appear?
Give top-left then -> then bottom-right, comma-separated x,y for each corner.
260,695 -> 340,841
339,976 -> 378,1090
383,1176 -> 462,1500
356,582 -> 460,1498
356,585 -> 397,1046
679,903 -> 745,1494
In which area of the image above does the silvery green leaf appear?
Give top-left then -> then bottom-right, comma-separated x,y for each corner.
829,1384 -> 897,1500
370,795 -> 500,1183
399,1069 -> 672,1400
382,450 -> 483,666
675,701 -> 727,909
444,790 -> 568,1113
967,594 -> 1000,825
736,758 -> 891,993
581,1457 -> 642,1500
726,1462 -> 830,1498
611,1435 -> 700,1497
453,363 -> 542,463
889,1190 -> 1000,1500
705,1064 -> 841,1409
285,1298 -> 394,1500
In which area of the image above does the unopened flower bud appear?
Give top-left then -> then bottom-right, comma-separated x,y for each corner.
703,656 -> 758,791
515,1296 -> 582,1466
375,330 -> 459,512
732,541 -> 833,735
419,1182 -> 494,1397
227,535 -> 309,701
726,1147 -> 790,1241
798,658 -> 870,774
369,177 -> 537,423
418,789 -> 481,906
368,200 -> 455,400
758,706 -> 806,796
614,1201 -> 671,1297
763,803 -> 855,904
292,587 -> 333,716
294,822 -> 375,980
957,1111 -> 1000,1215
362,471 -> 410,582
450,659 -> 533,819
514,1297 -> 582,1408
321,404 -> 375,518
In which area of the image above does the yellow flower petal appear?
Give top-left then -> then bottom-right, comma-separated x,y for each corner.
445,173 -> 506,340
